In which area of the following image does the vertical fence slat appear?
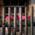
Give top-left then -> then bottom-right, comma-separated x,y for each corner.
8,7 -> 10,26
31,8 -> 32,35
19,7 -> 21,33
8,7 -> 11,35
14,7 -> 16,28
14,7 -> 16,35
2,7 -> 4,26
32,6 -> 34,35
2,7 -> 5,35
30,6 -> 32,35
25,7 -> 27,35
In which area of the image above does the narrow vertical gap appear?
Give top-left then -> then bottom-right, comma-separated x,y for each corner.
3,27 -> 5,35
10,7 -> 14,35
8,7 -> 11,35
2,7 -> 5,35
21,6 -> 25,35
14,7 -> 16,35
4,7 -> 8,27
19,7 -> 21,35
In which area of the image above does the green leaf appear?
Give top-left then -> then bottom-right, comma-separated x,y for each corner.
5,22 -> 8,27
